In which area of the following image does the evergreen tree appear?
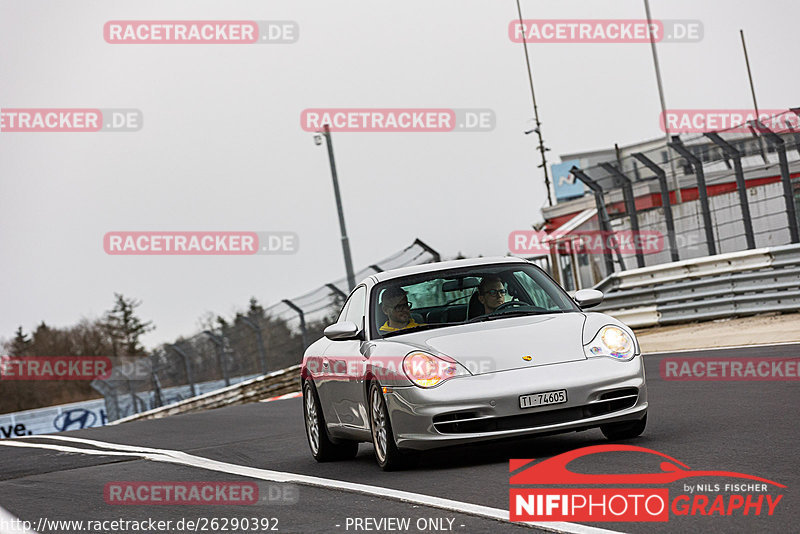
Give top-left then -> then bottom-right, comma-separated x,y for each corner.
10,326 -> 31,356
247,297 -> 265,319
103,294 -> 155,356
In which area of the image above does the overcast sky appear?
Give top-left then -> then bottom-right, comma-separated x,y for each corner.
1,0 -> 798,348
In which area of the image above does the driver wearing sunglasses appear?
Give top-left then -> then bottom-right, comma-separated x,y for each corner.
477,275 -> 508,315
379,286 -> 424,332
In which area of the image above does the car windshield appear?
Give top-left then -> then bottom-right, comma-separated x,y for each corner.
371,262 -> 579,338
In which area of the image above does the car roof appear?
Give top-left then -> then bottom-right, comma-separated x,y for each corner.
366,256 -> 529,284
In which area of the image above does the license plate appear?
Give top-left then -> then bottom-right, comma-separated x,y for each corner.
519,389 -> 567,409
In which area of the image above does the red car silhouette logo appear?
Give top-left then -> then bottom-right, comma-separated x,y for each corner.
510,444 -> 785,487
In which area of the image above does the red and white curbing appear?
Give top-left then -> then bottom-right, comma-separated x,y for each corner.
260,391 -> 301,403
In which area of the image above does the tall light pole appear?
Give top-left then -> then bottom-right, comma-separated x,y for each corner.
515,0 -> 552,206
740,29 -> 768,164
739,29 -> 759,116
644,0 -> 682,203
316,124 -> 356,291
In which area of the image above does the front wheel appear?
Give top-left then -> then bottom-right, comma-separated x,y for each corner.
601,413 -> 647,441
303,380 -> 358,461
368,382 -> 408,470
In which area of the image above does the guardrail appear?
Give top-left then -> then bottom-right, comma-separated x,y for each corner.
110,365 -> 301,424
594,243 -> 800,328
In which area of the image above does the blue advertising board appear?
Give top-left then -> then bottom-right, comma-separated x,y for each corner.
552,159 -> 584,201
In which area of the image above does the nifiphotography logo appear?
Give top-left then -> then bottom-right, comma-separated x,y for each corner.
509,444 -> 784,523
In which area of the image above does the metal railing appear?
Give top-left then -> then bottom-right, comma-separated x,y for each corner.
110,365 -> 301,424
594,243 -> 800,328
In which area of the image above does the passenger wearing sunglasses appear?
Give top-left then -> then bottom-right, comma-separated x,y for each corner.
379,286 -> 424,332
477,276 -> 508,315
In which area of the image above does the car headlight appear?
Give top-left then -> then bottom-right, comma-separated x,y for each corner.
402,351 -> 470,388
584,325 -> 636,361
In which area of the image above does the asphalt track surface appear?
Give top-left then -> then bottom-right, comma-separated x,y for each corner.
0,343 -> 798,534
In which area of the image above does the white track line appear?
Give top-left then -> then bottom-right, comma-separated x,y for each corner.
0,439 -> 170,459
643,340 -> 800,356
0,505 -> 38,534
259,392 -> 302,403
1,436 -> 624,534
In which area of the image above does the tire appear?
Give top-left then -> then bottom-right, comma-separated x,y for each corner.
303,380 -> 358,462
601,413 -> 647,441
368,382 -> 408,471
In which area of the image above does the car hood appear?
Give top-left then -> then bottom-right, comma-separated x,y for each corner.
390,313 -> 587,374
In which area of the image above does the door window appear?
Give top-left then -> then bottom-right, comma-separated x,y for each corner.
342,285 -> 366,329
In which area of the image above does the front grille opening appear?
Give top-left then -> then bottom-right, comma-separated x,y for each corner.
433,411 -> 480,424
433,389 -> 639,434
599,388 -> 639,400
432,411 -> 484,433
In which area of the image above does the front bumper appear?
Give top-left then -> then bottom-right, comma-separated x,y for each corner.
384,355 -> 647,450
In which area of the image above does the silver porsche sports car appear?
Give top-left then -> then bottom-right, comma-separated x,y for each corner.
301,257 -> 647,470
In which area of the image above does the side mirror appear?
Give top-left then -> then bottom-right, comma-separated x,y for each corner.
573,289 -> 604,309
324,321 -> 360,340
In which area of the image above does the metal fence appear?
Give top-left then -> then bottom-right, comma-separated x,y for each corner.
546,109 -> 800,291
91,239 -> 440,421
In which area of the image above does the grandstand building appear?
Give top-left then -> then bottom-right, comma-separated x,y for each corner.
538,119 -> 800,291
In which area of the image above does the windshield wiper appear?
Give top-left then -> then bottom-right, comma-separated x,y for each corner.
466,309 -> 563,324
381,323 -> 450,338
